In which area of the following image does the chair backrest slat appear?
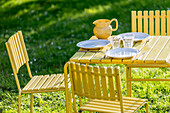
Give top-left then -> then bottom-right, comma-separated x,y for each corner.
14,34 -> 23,67
70,63 -> 78,94
10,36 -> 21,71
87,65 -> 95,97
100,67 -> 108,98
167,10 -> 170,35
6,31 -> 29,73
15,33 -> 26,65
149,11 -> 154,35
161,11 -> 166,36
107,66 -> 115,100
131,11 -> 136,32
144,11 -> 148,34
75,64 -> 83,96
155,10 -> 160,35
69,62 -> 121,101
81,65 -> 89,96
94,66 -> 101,97
18,31 -> 29,61
138,11 -> 142,32
132,10 -> 170,36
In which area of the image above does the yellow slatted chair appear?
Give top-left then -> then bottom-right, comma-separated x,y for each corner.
126,10 -> 170,97
68,62 -> 148,113
131,10 -> 170,36
5,31 -> 71,113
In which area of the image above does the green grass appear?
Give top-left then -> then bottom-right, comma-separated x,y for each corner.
0,0 -> 170,112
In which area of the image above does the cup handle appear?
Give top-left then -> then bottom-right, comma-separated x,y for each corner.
110,18 -> 118,31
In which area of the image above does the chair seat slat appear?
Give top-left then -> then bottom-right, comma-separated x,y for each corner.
34,75 -> 49,90
40,74 -> 56,89
27,76 -> 43,90
22,76 -> 39,91
47,74 -> 60,89
49,74 -> 64,89
57,76 -> 71,89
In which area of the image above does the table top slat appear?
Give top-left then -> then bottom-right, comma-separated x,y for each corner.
134,37 -> 159,63
79,52 -> 96,63
90,44 -> 111,63
156,38 -> 170,63
144,36 -> 169,63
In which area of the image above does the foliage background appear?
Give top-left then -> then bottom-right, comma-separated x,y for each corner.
0,0 -> 169,112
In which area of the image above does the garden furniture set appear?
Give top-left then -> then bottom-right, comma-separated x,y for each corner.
6,10 -> 170,113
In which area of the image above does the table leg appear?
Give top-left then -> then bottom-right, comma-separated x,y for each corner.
126,66 -> 131,97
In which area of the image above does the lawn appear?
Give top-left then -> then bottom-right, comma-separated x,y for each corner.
0,0 -> 170,112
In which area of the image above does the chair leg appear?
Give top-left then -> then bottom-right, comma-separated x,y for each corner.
68,91 -> 73,113
18,92 -> 21,113
30,93 -> 33,113
146,102 -> 149,113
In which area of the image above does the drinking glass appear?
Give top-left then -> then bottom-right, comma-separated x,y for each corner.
123,34 -> 134,48
110,36 -> 121,49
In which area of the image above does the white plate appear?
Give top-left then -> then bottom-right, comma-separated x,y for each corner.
105,48 -> 140,59
118,32 -> 149,42
77,39 -> 110,49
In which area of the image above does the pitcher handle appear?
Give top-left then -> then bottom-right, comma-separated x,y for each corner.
110,18 -> 118,31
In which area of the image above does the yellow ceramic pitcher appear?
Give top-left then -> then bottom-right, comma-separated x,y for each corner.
93,19 -> 118,39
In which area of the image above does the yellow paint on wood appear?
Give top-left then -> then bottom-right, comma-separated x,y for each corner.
107,67 -> 115,100
87,65 -> 95,98
167,10 -> 170,35
131,11 -> 136,32
94,66 -> 101,97
138,11 -> 143,32
161,11 -> 166,36
75,64 -> 83,96
145,37 -> 168,63
81,65 -> 89,96
100,67 -> 108,98
155,10 -> 160,36
149,11 -> 154,35
144,11 -> 148,34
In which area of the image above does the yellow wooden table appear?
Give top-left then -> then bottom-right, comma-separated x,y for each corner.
70,35 -> 170,64
64,35 -> 170,112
